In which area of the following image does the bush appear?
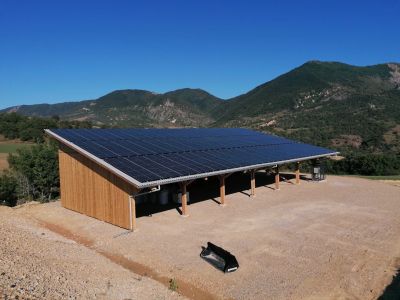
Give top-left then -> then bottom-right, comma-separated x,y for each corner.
8,142 -> 59,202
325,154 -> 400,176
169,278 -> 178,291
0,171 -> 18,206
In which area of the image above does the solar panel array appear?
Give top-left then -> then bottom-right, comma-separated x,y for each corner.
49,128 -> 336,186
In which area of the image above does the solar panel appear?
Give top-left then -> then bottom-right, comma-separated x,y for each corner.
47,128 -> 338,188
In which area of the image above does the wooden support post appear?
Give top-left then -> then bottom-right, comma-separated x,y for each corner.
219,175 -> 226,205
250,170 -> 256,197
180,182 -> 188,216
129,196 -> 137,231
275,166 -> 280,190
295,162 -> 300,185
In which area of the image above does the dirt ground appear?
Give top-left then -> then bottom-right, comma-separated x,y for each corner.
1,174 -> 400,300
379,180 -> 400,187
0,204 -> 183,300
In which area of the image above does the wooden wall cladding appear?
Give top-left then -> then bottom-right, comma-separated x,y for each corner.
58,144 -> 137,229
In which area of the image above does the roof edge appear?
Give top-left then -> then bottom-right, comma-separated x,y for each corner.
45,129 -> 143,189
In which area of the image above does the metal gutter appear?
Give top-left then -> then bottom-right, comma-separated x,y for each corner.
135,152 -> 339,188
45,129 -> 339,190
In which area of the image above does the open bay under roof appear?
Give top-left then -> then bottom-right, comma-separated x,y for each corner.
46,128 -> 338,189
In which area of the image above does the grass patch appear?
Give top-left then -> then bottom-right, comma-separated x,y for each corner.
0,143 -> 32,153
169,278 -> 179,291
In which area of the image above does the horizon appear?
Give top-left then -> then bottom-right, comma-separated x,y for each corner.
1,0 -> 399,108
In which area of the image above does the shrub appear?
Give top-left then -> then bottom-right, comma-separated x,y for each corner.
0,171 -> 18,206
169,278 -> 178,291
325,154 -> 400,176
8,142 -> 59,202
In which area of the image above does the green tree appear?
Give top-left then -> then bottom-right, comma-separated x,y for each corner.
8,142 -> 59,202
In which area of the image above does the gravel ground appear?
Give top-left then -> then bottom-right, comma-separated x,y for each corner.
2,174 -> 400,299
0,205 -> 183,300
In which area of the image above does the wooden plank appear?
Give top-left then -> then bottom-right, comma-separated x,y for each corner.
180,182 -> 188,216
130,196 -> 137,231
250,170 -> 256,197
58,145 -> 137,229
295,162 -> 300,185
275,166 -> 280,190
219,175 -> 226,205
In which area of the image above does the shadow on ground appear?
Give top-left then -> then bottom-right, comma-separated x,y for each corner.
378,269 -> 400,300
136,172 -> 304,218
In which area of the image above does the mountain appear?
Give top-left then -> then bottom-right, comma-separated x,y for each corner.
216,61 -> 400,154
216,61 -> 399,121
2,61 -> 400,154
5,88 -> 222,127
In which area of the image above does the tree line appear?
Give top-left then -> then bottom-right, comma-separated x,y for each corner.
324,154 -> 400,176
0,112 -> 92,142
0,113 -> 92,206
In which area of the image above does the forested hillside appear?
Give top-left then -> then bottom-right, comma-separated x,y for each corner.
215,61 -> 400,157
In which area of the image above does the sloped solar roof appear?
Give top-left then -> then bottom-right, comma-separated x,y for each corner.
46,128 -> 338,189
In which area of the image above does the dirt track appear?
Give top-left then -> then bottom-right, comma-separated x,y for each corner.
1,174 -> 400,299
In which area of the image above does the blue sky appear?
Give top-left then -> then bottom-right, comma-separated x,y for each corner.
0,0 -> 399,108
